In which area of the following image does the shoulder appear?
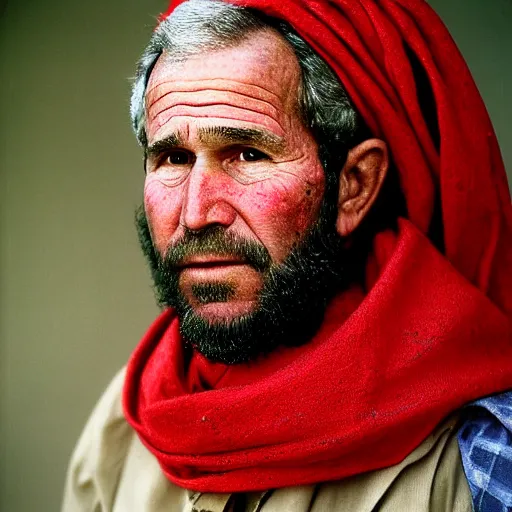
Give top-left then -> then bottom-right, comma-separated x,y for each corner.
307,416 -> 472,512
458,391 -> 512,512
61,368 -> 134,512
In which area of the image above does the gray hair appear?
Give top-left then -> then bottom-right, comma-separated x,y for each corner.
130,0 -> 363,169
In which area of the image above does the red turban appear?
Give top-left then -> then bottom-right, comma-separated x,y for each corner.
161,0 -> 512,309
124,0 -> 512,492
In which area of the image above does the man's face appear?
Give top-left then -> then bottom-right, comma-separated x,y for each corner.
144,29 -> 326,325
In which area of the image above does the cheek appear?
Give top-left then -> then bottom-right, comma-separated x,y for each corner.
264,147 -> 325,238
289,180 -> 325,233
246,174 -> 325,256
144,177 -> 183,253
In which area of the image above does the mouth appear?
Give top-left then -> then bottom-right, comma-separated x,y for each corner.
177,255 -> 264,312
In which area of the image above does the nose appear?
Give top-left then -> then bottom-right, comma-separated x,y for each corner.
180,157 -> 237,232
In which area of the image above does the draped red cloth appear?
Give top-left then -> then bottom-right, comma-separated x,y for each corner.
123,0 -> 512,493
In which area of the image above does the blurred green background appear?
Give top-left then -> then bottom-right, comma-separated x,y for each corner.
0,0 -> 510,510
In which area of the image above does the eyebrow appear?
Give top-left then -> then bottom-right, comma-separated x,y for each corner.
198,126 -> 286,155
145,126 -> 286,160
146,132 -> 182,159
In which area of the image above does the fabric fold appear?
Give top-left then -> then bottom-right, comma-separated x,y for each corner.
124,221 -> 512,492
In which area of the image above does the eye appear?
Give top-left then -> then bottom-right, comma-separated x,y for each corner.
239,148 -> 269,162
166,150 -> 192,165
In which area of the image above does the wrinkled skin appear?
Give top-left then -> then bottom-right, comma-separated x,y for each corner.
144,29 -> 326,323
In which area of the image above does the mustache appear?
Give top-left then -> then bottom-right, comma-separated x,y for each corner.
163,226 -> 272,273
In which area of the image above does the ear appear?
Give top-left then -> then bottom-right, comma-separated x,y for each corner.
336,139 -> 389,237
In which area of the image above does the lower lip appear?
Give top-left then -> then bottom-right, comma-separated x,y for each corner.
180,263 -> 250,278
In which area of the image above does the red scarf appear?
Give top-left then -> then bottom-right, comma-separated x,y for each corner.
123,0 -> 512,493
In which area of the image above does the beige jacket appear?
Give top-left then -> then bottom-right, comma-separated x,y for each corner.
62,368 -> 472,512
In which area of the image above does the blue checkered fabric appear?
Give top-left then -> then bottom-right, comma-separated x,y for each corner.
458,391 -> 512,512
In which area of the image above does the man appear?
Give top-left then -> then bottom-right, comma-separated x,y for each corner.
63,0 -> 512,510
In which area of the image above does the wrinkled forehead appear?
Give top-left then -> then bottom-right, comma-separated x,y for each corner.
145,29 -> 302,115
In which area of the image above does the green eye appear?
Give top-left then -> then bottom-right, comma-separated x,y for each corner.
240,149 -> 268,162
166,150 -> 191,165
